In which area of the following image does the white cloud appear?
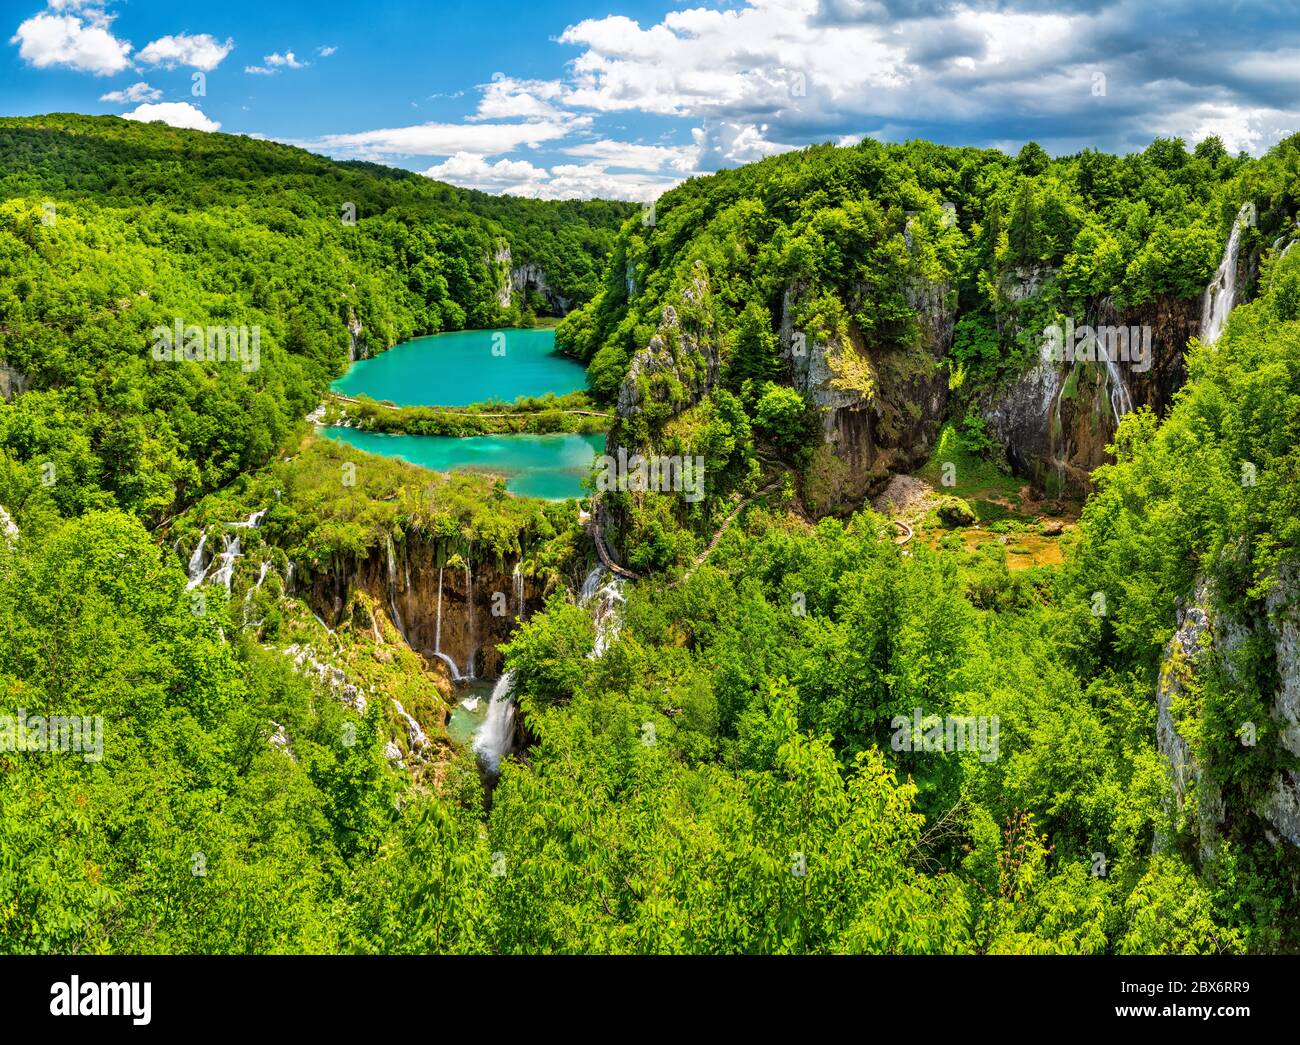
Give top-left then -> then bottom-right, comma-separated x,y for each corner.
474,77 -> 570,121
423,151 -> 677,201
561,138 -> 699,174
424,153 -> 549,194
99,80 -> 160,103
265,50 -> 306,69
317,45 -> 336,57
137,32 -> 232,71
246,49 -> 309,75
313,117 -> 585,160
10,11 -> 131,75
121,101 -> 220,132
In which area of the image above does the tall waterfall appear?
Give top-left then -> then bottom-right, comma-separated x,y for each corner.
465,563 -> 476,680
513,563 -> 525,620
429,564 -> 462,679
385,535 -> 405,639
1201,203 -> 1253,346
185,532 -> 209,590
1101,352 -> 1134,427
474,670 -> 516,774
435,565 -> 444,652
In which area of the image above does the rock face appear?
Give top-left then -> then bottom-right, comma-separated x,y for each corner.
1157,571 -> 1300,857
980,271 -> 1207,493
511,262 -> 571,315
781,274 -> 954,515
0,363 -> 26,401
493,244 -> 513,309
615,261 -> 720,421
304,532 -> 541,681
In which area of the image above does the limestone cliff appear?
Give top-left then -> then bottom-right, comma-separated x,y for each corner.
780,274 -> 954,515
1157,572 -> 1300,858
511,262 -> 571,315
614,261 -> 720,422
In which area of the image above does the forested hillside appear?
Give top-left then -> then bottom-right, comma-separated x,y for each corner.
3,116 -> 1299,954
559,133 -> 1295,568
0,115 -> 631,524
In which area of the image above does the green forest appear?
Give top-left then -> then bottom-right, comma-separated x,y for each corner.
2,114 -> 1299,954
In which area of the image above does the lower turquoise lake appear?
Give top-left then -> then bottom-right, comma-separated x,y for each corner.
331,327 -> 587,407
323,428 -> 604,500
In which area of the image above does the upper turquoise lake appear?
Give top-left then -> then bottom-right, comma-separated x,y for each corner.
331,327 -> 587,406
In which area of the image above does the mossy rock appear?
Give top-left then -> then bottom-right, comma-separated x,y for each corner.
936,496 -> 978,527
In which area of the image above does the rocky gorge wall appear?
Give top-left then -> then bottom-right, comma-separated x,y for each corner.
981,282 -> 1201,491
1157,572 -> 1300,856
303,531 -> 548,682
779,276 -> 954,515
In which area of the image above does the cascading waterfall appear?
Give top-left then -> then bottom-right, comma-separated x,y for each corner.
241,560 -> 273,625
231,508 -> 267,529
473,670 -> 516,774
185,532 -> 209,590
391,698 -> 429,753
580,565 -> 604,605
209,535 -> 241,591
581,565 -> 626,659
1201,202 -> 1253,346
513,563 -> 525,620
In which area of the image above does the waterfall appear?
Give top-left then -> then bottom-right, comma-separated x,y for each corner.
1101,352 -> 1134,427
185,532 -> 209,590
209,535 -> 241,591
580,565 -> 605,605
231,508 -> 266,529
285,561 -> 295,595
581,566 -> 625,659
241,561 -> 272,625
513,563 -> 525,620
435,566 -> 444,653
473,670 -> 516,774
392,698 -> 429,753
385,536 -> 405,639
1201,203 -> 1253,346
465,563 -> 477,680
428,564 -> 463,678
428,650 -> 462,679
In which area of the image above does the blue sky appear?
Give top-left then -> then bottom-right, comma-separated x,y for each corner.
5,0 -> 1300,200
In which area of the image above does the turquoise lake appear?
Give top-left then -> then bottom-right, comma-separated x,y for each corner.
325,328 -> 602,500
323,428 -> 603,500
331,327 -> 587,407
